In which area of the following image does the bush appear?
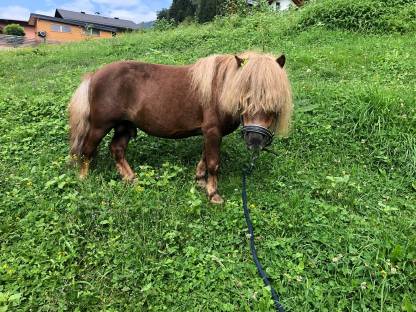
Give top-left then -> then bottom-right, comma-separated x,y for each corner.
154,18 -> 176,31
3,24 -> 25,36
383,4 -> 416,33
379,0 -> 415,4
297,0 -> 416,33
221,0 -> 250,16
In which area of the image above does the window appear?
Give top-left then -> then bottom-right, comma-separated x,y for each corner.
84,27 -> 100,36
50,24 -> 71,32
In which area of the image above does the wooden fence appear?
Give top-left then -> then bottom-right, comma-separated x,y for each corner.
0,34 -> 60,48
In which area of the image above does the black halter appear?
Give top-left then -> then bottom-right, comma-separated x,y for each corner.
240,117 -> 274,148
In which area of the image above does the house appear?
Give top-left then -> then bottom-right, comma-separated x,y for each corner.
9,9 -> 139,42
0,19 -> 36,39
28,9 -> 140,42
274,0 -> 294,11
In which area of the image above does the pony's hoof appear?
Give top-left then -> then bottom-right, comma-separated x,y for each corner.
79,172 -> 88,180
210,193 -> 224,205
123,175 -> 137,183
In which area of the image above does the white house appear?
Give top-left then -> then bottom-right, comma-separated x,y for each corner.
247,0 -> 294,11
278,0 -> 293,10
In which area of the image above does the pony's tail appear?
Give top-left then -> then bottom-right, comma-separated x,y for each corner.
69,74 -> 92,158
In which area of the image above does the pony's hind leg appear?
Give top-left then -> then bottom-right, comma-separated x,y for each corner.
79,126 -> 108,179
110,123 -> 137,182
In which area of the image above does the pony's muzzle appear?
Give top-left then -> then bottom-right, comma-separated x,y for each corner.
245,132 -> 265,150
242,125 -> 274,150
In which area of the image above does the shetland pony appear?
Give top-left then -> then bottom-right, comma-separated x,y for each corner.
69,52 -> 293,203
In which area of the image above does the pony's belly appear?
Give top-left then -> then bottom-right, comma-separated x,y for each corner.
138,126 -> 203,139
130,102 -> 203,139
132,112 -> 202,138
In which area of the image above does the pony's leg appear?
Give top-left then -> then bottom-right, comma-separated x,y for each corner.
195,149 -> 207,188
110,123 -> 136,182
79,126 -> 108,179
204,128 -> 223,204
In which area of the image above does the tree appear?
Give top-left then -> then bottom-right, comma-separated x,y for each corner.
3,24 -> 25,36
169,0 -> 196,23
197,0 -> 220,23
157,8 -> 170,20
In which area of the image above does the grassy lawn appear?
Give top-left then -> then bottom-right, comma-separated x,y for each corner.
0,12 -> 415,311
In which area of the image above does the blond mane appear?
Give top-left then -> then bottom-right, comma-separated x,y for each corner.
190,51 -> 293,136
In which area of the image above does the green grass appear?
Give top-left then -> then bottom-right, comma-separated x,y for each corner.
0,12 -> 415,312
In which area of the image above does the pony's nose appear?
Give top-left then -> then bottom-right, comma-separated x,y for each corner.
245,132 -> 265,150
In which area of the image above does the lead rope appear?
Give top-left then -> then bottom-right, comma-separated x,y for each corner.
242,151 -> 285,312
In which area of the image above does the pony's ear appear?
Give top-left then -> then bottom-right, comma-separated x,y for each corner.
276,54 -> 286,68
235,56 -> 244,68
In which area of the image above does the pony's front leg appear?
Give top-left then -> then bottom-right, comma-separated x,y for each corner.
203,128 -> 223,204
195,149 -> 207,188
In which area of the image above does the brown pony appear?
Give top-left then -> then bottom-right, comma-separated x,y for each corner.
69,51 -> 293,204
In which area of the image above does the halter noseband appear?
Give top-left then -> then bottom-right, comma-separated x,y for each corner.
240,117 -> 274,148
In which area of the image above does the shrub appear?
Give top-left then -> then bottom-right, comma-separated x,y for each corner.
3,24 -> 25,36
154,18 -> 176,31
383,4 -> 416,33
182,16 -> 197,25
221,0 -> 250,16
297,0 -> 416,33
221,0 -> 278,17
379,0 -> 415,4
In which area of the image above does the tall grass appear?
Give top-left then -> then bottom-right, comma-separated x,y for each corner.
297,0 -> 416,33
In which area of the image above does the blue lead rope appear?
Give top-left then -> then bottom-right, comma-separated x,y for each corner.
242,166 -> 285,312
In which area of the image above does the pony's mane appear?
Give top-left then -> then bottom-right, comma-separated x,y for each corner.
190,51 -> 293,136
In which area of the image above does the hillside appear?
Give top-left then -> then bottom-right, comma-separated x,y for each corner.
0,7 -> 415,312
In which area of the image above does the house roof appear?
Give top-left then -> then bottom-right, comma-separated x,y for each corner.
28,13 -> 118,32
55,9 -> 139,30
0,19 -> 30,26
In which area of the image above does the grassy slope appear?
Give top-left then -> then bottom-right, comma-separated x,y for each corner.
0,13 -> 415,312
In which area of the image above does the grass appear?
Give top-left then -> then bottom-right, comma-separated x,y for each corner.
0,11 -> 415,312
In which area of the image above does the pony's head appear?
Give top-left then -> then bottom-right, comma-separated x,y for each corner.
191,51 -> 293,150
225,52 -> 293,150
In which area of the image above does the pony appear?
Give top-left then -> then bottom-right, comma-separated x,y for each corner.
69,51 -> 293,204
